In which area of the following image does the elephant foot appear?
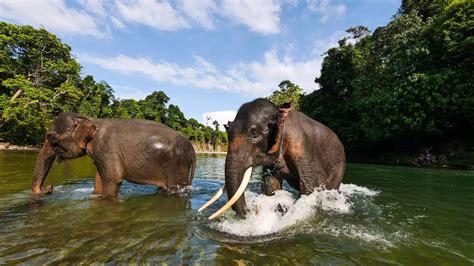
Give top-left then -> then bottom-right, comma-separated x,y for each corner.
262,175 -> 282,196
32,185 -> 53,195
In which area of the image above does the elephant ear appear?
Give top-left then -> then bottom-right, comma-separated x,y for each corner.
267,102 -> 292,155
71,117 -> 98,150
46,131 -> 60,145
224,121 -> 234,132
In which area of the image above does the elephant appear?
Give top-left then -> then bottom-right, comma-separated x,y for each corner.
199,98 -> 345,219
32,112 -> 196,196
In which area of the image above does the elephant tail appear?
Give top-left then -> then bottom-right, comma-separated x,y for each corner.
189,154 -> 196,183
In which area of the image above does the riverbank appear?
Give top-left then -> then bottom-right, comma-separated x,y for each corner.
4,142 -> 472,169
348,140 -> 474,170
0,142 -> 227,154
191,142 -> 227,154
0,142 -> 40,151
195,151 -> 226,155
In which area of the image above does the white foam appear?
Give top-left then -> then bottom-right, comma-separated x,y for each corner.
339,183 -> 379,196
210,183 -> 379,237
321,224 -> 394,246
73,188 -> 94,193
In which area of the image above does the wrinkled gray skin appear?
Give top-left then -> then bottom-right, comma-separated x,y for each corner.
225,98 -> 345,217
32,113 -> 195,196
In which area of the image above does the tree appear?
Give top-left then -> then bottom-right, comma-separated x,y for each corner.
0,22 -> 82,144
112,99 -> 143,119
399,0 -> 449,19
0,22 -> 228,149
301,38 -> 362,147
267,80 -> 303,109
212,120 -> 219,131
346,26 -> 369,40
77,75 -> 115,118
300,0 -> 473,155
165,104 -> 187,131
139,91 -> 169,122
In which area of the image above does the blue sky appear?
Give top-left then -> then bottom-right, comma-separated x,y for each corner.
1,0 -> 400,128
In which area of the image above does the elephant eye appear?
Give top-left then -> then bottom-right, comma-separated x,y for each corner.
249,128 -> 263,143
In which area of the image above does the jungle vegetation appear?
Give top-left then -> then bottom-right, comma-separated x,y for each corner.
1,0 -> 472,168
0,22 -> 226,147
269,0 -> 473,168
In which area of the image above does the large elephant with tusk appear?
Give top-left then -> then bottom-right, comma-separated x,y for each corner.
199,98 -> 345,220
32,113 -> 196,196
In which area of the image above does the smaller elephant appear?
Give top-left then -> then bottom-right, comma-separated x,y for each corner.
32,113 -> 196,196
199,98 -> 345,219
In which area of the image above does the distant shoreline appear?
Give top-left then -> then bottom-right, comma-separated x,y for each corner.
2,142 -> 470,170
195,151 -> 227,155
0,142 -> 40,151
0,142 -> 227,154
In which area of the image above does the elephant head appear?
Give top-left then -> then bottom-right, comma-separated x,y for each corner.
32,113 -> 98,194
198,98 -> 292,219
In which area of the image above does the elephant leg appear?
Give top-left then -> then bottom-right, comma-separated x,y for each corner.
297,162 -> 326,195
93,171 -> 102,195
97,163 -> 124,197
262,175 -> 282,196
101,178 -> 122,197
276,163 -> 301,192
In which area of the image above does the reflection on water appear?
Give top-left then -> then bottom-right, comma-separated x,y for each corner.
0,151 -> 473,264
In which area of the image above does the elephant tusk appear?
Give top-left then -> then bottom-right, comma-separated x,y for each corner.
198,186 -> 225,213
208,167 -> 252,220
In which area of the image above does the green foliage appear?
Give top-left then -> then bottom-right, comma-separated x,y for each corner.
140,91 -> 169,122
300,1 -> 473,155
267,80 -> 303,109
399,0 -> 450,19
0,22 -> 226,148
0,22 -> 83,144
301,37 -> 362,146
112,99 -> 143,119
78,75 -> 115,118
165,104 -> 187,130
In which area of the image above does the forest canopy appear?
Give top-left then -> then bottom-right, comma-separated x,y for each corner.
299,0 -> 473,150
1,0 -> 472,169
0,22 -> 226,146
268,0 -> 473,168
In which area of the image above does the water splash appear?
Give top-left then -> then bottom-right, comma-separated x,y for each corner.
210,184 -> 381,238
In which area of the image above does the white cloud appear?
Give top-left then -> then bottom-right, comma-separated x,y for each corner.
116,0 -> 189,31
202,111 -> 237,131
180,0 -> 217,29
307,0 -> 347,22
1,0 -> 295,35
0,0 -> 103,37
193,55 -> 218,73
221,0 -> 281,34
111,84 -> 149,100
74,14 -> 347,96
79,45 -> 323,96
312,31 -> 348,55
110,16 -> 126,29
78,0 -> 107,17
78,0 -> 125,30
237,49 -> 322,93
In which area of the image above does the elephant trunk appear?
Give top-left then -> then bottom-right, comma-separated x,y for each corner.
223,151 -> 250,218
197,135 -> 254,220
32,140 -> 56,194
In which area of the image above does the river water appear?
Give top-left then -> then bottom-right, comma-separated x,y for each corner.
0,150 -> 472,264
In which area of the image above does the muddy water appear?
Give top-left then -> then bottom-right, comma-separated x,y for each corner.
0,150 -> 473,264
